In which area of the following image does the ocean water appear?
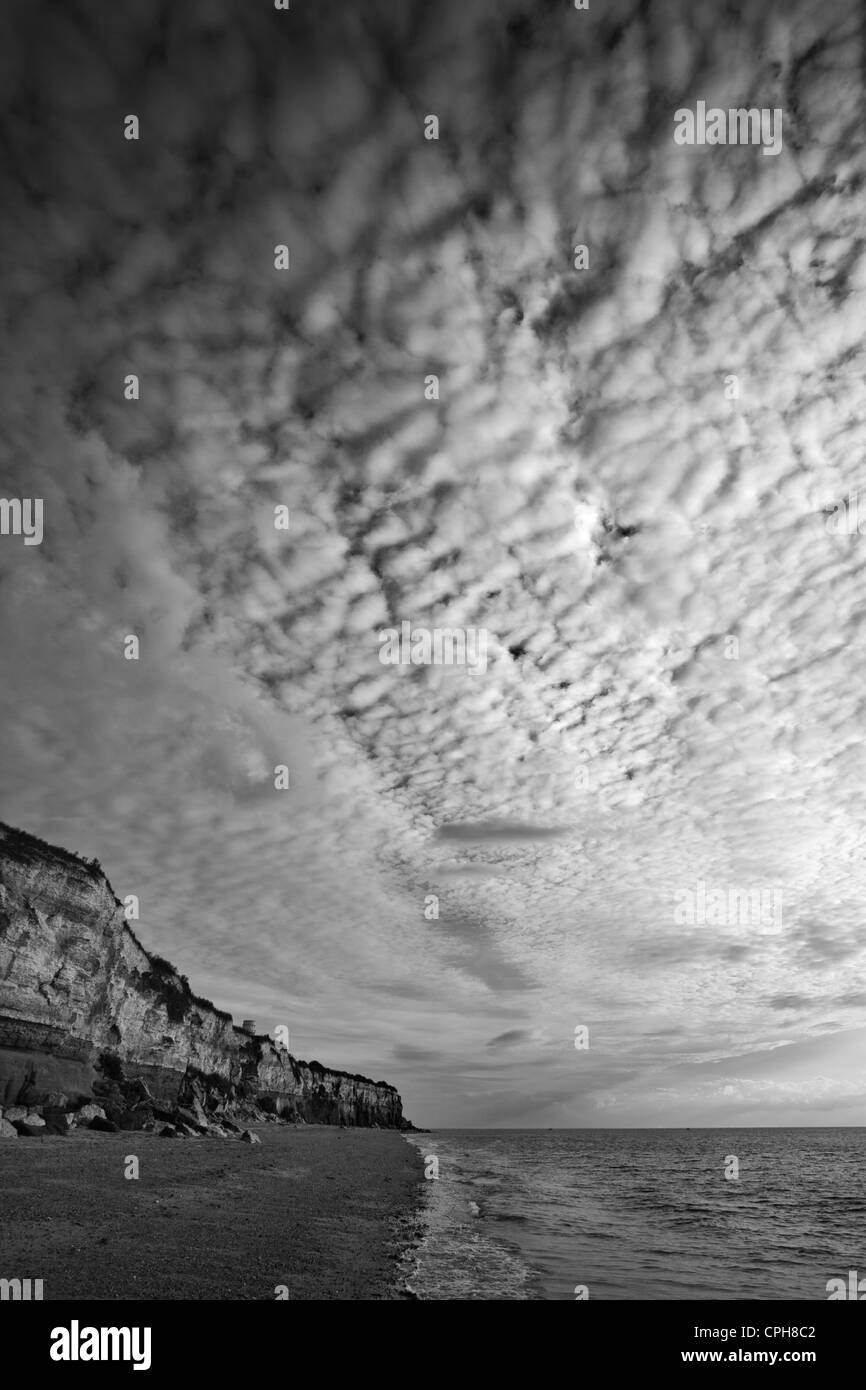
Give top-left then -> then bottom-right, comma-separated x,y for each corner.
402,1129 -> 866,1300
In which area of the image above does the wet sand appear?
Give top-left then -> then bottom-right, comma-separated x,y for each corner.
0,1125 -> 424,1300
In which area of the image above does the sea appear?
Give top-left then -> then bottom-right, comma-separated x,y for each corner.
402,1129 -> 866,1300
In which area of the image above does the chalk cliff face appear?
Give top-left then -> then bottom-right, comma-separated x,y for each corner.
0,822 -> 407,1128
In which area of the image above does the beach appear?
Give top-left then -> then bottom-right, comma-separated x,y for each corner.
0,1126 -> 424,1300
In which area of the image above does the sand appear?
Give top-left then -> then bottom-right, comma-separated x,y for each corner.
0,1125 -> 424,1300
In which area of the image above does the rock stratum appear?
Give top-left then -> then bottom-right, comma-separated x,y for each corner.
0,822 -> 410,1136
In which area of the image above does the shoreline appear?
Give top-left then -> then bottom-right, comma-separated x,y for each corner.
0,1125 -> 425,1300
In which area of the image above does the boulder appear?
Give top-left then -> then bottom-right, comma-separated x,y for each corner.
240,1129 -> 261,1145
0,1118 -> 18,1139
89,1115 -> 119,1133
159,1124 -> 182,1138
174,1106 -> 207,1133
42,1109 -> 74,1135
117,1108 -> 150,1132
4,1106 -> 29,1123
13,1118 -> 47,1137
90,1081 -> 125,1125
125,1078 -> 156,1106
75,1103 -> 107,1125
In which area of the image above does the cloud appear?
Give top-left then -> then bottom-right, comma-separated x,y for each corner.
433,862 -> 510,880
391,1044 -> 444,1064
487,1029 -> 534,1049
435,820 -> 569,844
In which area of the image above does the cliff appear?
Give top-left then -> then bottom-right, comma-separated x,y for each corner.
0,822 -> 408,1131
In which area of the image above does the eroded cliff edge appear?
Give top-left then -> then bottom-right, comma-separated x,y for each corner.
0,821 -> 409,1130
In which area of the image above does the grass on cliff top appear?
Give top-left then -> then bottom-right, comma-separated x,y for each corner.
140,958 -> 233,1025
298,1059 -> 396,1090
0,821 -> 104,874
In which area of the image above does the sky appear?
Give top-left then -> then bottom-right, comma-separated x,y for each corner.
1,0 -> 865,1126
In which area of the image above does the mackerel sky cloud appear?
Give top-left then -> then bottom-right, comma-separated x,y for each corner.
1,0 -> 865,1125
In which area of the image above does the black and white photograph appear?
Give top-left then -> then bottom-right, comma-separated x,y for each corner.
0,0 -> 864,1349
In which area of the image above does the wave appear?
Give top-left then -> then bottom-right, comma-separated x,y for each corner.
400,1134 -> 535,1300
